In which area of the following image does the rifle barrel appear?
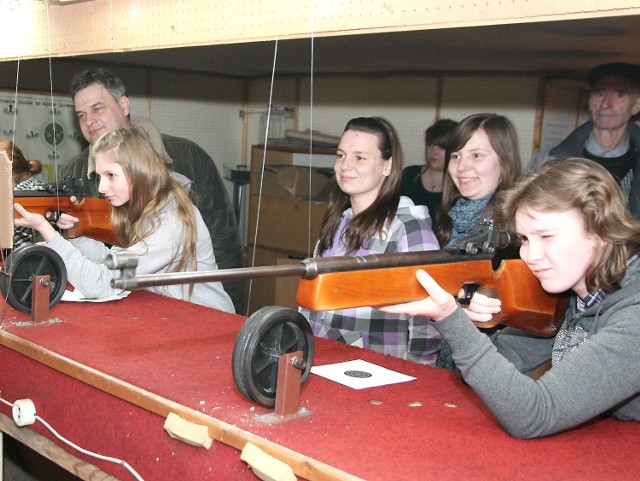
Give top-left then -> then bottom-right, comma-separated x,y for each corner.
113,263 -> 308,289
109,250 -> 493,290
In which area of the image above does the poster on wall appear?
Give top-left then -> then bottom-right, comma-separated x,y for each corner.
0,90 -> 86,182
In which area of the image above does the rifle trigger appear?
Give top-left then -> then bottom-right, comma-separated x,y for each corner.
457,283 -> 480,306
46,210 -> 61,222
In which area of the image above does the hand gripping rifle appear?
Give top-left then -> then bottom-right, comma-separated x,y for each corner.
108,247 -> 567,337
12,174 -> 114,245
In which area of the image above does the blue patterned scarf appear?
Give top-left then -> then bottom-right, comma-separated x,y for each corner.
446,195 -> 492,248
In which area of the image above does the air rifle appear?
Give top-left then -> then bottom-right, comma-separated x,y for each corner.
108,249 -> 567,337
12,175 -> 114,245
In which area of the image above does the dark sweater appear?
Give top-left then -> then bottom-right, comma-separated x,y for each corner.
529,121 -> 640,219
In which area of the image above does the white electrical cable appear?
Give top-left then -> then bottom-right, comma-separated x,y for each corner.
0,396 -> 145,481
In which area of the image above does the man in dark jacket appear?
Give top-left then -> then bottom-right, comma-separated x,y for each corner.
528,62 -> 640,217
61,67 -> 247,314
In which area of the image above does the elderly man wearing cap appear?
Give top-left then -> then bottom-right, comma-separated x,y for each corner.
528,62 -> 640,217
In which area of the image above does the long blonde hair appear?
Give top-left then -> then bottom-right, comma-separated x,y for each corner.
91,127 -> 198,275
497,158 -> 640,292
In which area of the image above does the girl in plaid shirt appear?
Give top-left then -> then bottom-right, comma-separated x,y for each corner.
299,117 -> 441,365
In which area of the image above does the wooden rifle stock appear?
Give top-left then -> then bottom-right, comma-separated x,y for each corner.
295,250 -> 567,337
109,249 -> 567,337
13,190 -> 114,245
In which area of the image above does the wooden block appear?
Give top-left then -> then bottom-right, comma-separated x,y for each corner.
250,145 -> 335,173
163,412 -> 213,449
240,442 -> 296,481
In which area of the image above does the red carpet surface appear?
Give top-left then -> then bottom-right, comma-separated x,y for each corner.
0,290 -> 638,481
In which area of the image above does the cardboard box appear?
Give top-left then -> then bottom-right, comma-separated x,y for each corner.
251,145 -> 335,170
248,194 -> 327,254
245,246 -> 304,315
252,164 -> 336,201
275,257 -> 302,310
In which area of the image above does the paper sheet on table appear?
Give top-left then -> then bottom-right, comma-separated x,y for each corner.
61,289 -> 131,303
310,359 -> 416,390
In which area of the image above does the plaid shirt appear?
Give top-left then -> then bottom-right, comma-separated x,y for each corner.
553,253 -> 640,364
300,196 -> 441,365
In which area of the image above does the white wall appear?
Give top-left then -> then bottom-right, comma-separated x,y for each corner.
148,70 -> 245,200
1,58 -> 588,209
297,75 -> 439,166
440,75 -> 539,164
244,73 -> 584,171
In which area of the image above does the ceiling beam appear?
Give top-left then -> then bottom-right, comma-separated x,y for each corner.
2,0 -> 640,62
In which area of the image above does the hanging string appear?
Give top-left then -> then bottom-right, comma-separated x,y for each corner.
306,10 -> 316,257
246,3 -> 318,310
45,0 -> 61,207
246,38 -> 279,308
1,0 -> 59,324
10,61 -> 19,161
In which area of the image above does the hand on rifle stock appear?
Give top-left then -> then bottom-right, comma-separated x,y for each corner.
381,269 -> 503,323
14,202 -> 60,242
381,270 -> 459,321
14,199 -> 81,243
457,289 -> 502,324
12,194 -> 114,245
48,196 -> 81,230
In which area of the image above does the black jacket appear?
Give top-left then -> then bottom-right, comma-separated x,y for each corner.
530,120 -> 640,218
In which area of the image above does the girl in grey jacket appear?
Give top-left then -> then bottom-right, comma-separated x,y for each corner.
14,127 -> 234,313
383,158 -> 640,438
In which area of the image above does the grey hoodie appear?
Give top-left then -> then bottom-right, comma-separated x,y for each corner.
434,257 -> 640,438
47,195 -> 234,313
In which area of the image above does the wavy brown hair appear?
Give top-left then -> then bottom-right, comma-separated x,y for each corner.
316,117 -> 402,255
2,140 -> 43,186
497,157 -> 640,292
90,127 -> 198,276
435,113 -> 522,246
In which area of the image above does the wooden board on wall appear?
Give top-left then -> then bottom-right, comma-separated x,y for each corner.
5,1 -> 640,61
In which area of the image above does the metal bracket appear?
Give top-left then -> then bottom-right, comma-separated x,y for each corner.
254,351 -> 312,425
104,252 -> 139,289
32,275 -> 51,323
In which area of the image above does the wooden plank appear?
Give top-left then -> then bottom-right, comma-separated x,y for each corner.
0,329 -> 364,481
0,151 -> 12,248
3,0 -> 640,61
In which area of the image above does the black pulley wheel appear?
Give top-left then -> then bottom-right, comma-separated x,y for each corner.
232,306 -> 314,407
0,245 -> 67,314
